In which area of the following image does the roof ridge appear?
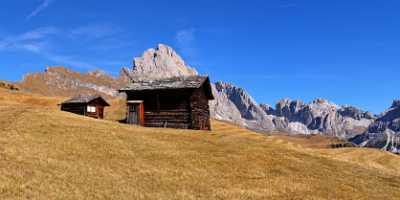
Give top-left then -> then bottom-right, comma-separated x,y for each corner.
119,76 -> 210,92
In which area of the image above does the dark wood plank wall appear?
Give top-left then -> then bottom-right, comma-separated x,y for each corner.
61,99 -> 106,119
127,90 -> 192,129
87,99 -> 105,119
127,88 -> 212,130
61,104 -> 86,116
189,86 -> 212,130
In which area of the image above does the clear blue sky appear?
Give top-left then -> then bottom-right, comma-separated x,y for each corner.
0,0 -> 399,113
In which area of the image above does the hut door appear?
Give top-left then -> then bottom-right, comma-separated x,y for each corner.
128,104 -> 139,125
127,103 -> 143,125
98,107 -> 104,119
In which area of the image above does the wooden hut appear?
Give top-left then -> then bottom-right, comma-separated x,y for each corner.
119,76 -> 214,130
61,95 -> 110,119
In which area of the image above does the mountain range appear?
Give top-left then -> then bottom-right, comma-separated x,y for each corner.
13,44 -> 400,153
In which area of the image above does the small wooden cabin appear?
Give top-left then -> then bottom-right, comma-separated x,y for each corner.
61,95 -> 110,119
119,76 -> 214,130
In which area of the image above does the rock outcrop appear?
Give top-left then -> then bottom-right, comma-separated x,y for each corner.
351,100 -> 400,153
123,44 -> 198,81
210,82 -> 278,132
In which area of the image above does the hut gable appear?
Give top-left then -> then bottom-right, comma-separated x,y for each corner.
62,95 -> 110,106
61,95 -> 110,119
119,76 -> 214,100
119,76 -> 214,130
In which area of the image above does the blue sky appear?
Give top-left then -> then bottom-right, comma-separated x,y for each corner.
0,0 -> 399,113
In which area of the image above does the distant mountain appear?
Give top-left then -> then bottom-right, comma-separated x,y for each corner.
351,100 -> 400,153
269,98 -> 375,138
14,44 -> 398,152
209,81 -> 285,132
19,67 -> 127,97
210,83 -> 375,138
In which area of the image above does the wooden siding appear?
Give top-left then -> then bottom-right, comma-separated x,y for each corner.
126,87 -> 212,130
61,98 -> 107,119
189,86 -> 212,130
61,103 -> 85,116
127,90 -> 192,129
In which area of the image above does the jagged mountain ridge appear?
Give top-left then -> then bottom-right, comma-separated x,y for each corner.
267,98 -> 375,138
210,82 -> 375,138
351,100 -> 400,153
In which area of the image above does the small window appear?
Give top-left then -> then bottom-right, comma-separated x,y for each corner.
87,106 -> 96,113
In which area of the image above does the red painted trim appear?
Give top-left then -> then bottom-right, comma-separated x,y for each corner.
140,102 -> 145,126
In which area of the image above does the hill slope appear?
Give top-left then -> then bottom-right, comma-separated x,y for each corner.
1,89 -> 400,199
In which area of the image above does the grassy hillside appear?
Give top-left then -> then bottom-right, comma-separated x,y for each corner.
1,88 -> 400,199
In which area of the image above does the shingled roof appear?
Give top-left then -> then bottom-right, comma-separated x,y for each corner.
62,95 -> 110,106
119,76 -> 214,99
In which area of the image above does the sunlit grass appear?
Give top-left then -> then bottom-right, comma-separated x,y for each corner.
0,89 -> 399,199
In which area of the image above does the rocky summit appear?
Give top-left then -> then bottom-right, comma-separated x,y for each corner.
122,44 -> 198,80
352,100 -> 400,153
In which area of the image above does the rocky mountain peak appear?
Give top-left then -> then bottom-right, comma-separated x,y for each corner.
309,98 -> 339,114
312,98 -> 328,104
338,106 -> 375,120
213,81 -> 263,120
311,98 -> 338,108
88,70 -> 107,78
128,44 -> 198,80
214,81 -> 232,89
352,100 -> 400,153
391,100 -> 400,108
275,99 -> 304,117
260,104 -> 275,115
44,66 -> 73,75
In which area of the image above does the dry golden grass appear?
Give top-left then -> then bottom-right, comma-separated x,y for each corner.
104,97 -> 127,122
1,89 -> 400,199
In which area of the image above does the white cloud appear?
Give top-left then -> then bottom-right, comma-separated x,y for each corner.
27,0 -> 56,20
176,29 -> 195,45
0,25 -> 129,70
0,27 -> 96,69
175,28 -> 197,58
0,27 -> 57,52
69,24 -> 122,40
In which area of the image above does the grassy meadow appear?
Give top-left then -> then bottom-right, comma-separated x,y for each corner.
0,88 -> 400,199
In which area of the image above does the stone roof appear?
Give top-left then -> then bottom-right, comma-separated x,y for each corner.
119,76 -> 206,91
62,95 -> 110,106
119,76 -> 214,99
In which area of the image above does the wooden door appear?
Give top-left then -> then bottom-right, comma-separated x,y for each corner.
98,107 -> 104,119
127,104 -> 140,125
